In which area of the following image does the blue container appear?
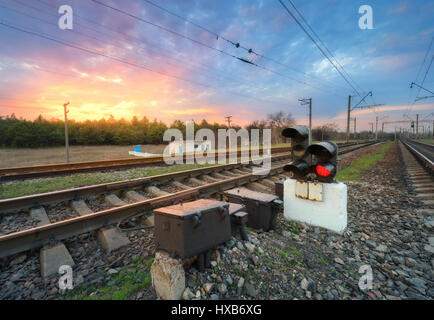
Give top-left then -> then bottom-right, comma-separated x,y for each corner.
133,145 -> 141,153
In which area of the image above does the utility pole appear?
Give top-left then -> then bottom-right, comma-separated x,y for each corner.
416,114 -> 419,139
225,116 -> 232,128
346,95 -> 351,143
299,98 -> 312,144
350,117 -> 356,140
353,117 -> 356,140
375,116 -> 378,140
369,122 -> 374,138
63,102 -> 70,163
345,91 -> 384,143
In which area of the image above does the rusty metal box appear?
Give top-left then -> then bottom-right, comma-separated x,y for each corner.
223,187 -> 282,231
228,203 -> 248,240
275,178 -> 285,200
153,199 -> 231,259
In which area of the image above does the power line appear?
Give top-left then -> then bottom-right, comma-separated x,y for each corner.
285,0 -> 365,95
418,53 -> 434,94
4,1 -> 330,105
414,36 -> 434,85
31,0 -> 244,85
0,19 -> 295,108
407,36 -> 434,116
278,0 -> 363,98
89,0 -> 344,96
0,1 -> 234,86
141,0 -> 348,93
90,0 -> 242,61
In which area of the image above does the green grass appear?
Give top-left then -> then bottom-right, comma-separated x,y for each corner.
335,142 -> 392,182
278,250 -> 289,259
285,246 -> 303,257
0,163 -> 215,199
287,221 -> 300,234
0,141 -> 291,200
66,256 -> 153,300
418,138 -> 434,145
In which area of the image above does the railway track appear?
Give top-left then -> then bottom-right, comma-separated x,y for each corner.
400,139 -> 434,173
0,147 -> 290,181
399,139 -> 434,208
0,141 -> 378,264
0,141 -> 372,181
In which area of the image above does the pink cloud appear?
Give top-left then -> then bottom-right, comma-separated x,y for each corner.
389,1 -> 408,14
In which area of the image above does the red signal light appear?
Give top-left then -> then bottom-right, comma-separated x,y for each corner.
316,165 -> 331,177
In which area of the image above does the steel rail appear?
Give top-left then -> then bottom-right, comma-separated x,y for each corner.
401,139 -> 434,173
0,154 -> 290,214
0,163 -> 285,258
0,141 -> 380,258
0,141 -> 371,181
0,147 -> 291,181
0,142 -> 377,214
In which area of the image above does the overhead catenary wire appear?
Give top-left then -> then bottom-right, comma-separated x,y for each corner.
2,0 -> 344,109
285,0 -> 365,95
9,0 -> 241,85
6,0 -> 347,98
418,53 -> 434,95
278,0 -> 364,98
89,0 -> 345,97
31,0 -> 248,85
407,35 -> 434,116
141,0 -> 348,93
0,1 -> 237,86
0,19 -> 297,108
414,36 -> 434,89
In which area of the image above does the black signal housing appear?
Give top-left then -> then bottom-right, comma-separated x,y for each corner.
282,125 -> 311,180
306,141 -> 338,183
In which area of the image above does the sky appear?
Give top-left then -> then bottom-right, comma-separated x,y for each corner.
0,0 -> 433,132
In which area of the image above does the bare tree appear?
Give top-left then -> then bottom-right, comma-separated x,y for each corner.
312,122 -> 339,141
266,111 -> 296,144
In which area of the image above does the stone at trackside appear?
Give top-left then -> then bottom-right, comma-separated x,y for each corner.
151,251 -> 185,300
97,227 -> 131,253
40,243 -> 75,278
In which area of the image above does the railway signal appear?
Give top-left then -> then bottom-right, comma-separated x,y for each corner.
282,125 -> 339,182
306,141 -> 338,183
282,125 -> 311,180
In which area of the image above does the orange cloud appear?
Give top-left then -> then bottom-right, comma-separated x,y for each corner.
164,108 -> 218,115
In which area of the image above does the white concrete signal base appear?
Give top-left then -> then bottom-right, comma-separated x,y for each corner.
283,178 -> 347,233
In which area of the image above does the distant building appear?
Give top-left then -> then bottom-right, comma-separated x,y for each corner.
129,145 -> 159,157
168,139 -> 213,154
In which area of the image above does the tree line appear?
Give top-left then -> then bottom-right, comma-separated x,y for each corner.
0,113 -> 278,148
0,112 -> 388,148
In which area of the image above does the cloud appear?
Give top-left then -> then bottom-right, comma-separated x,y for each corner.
369,53 -> 418,72
334,103 -> 434,120
164,108 -> 218,115
389,1 -> 408,14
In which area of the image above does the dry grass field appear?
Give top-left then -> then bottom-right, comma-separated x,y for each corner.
0,143 -> 293,168
0,145 -> 166,168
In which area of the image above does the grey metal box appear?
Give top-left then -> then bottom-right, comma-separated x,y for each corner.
153,199 -> 231,258
223,187 -> 282,231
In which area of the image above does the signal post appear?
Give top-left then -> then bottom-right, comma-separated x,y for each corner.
281,125 -> 347,233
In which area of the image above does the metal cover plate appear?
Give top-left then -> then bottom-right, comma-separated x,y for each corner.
154,199 -> 228,218
224,187 -> 278,203
295,181 -> 308,199
308,182 -> 323,201
228,203 -> 246,215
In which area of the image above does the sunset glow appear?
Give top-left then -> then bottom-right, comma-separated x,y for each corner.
0,0 -> 433,130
